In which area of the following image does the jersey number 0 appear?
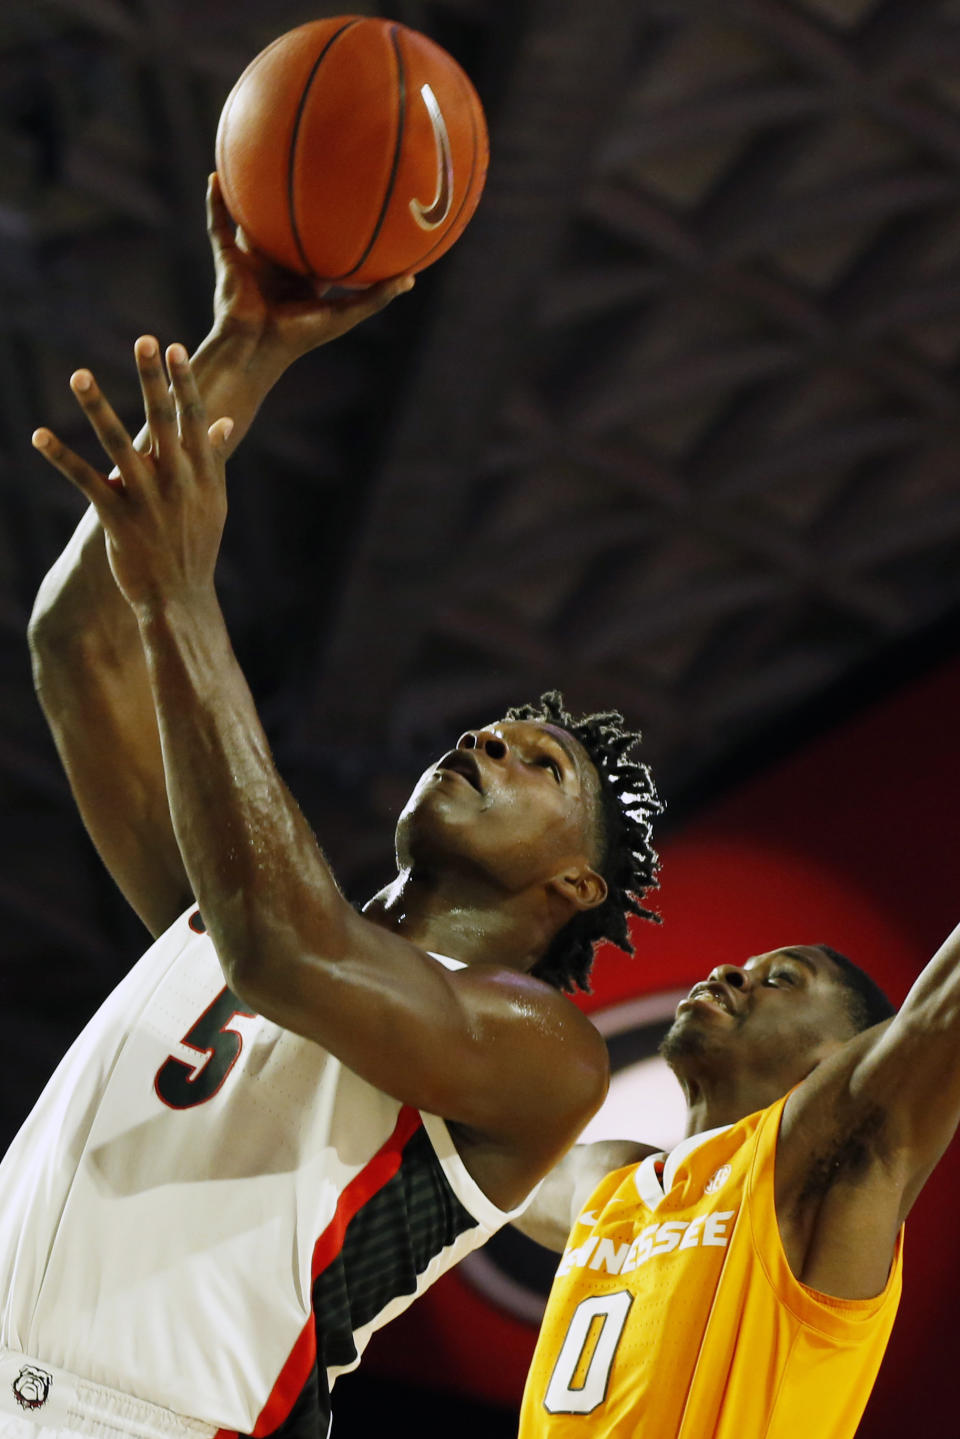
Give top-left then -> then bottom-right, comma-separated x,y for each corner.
543,1290 -> 633,1414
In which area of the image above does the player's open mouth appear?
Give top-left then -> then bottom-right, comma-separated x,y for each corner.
435,751 -> 484,793
684,982 -> 738,1016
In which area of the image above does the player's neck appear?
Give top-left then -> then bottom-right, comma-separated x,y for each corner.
363,868 -> 560,971
676,1065 -> 790,1138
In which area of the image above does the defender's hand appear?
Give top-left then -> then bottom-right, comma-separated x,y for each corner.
32,337 -> 233,613
207,172 -> 414,364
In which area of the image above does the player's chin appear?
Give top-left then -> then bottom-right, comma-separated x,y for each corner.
396,791 -> 479,856
402,783 -> 471,826
658,1017 -> 707,1066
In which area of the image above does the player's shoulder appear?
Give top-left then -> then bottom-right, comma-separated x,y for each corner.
452,960 -> 610,1101
455,958 -> 604,1036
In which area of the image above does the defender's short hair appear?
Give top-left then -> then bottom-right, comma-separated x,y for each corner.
815,944 -> 896,1032
505,690 -> 663,993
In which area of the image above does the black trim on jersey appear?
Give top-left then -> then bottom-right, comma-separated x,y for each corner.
260,1367 -> 325,1439
315,1124 -> 475,1370
259,1124 -> 477,1439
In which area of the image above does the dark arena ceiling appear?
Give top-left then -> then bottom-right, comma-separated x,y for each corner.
2,0 -> 960,1115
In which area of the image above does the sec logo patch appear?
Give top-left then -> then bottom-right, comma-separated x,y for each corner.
704,1164 -> 732,1196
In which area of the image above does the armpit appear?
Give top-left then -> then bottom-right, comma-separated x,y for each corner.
794,1102 -> 889,1210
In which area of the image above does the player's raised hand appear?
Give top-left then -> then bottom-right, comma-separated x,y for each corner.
206,172 -> 414,363
32,337 -> 234,613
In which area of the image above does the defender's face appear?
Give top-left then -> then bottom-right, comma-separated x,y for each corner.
664,946 -> 854,1076
396,718 -> 602,893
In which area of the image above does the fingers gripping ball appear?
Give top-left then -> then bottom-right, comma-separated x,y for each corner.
215,16 -> 489,285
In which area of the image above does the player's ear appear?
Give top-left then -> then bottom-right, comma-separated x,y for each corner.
549,865 -> 608,914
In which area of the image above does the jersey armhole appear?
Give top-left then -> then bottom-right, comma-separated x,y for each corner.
419,1111 -> 541,1230
747,1095 -> 904,1337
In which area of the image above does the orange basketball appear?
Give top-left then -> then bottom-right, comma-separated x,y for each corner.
215,16 -> 489,285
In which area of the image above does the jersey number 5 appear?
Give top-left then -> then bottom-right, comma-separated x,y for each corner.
154,986 -> 257,1110
543,1290 -> 633,1415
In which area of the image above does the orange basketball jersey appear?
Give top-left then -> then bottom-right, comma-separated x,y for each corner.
520,1093 -> 903,1439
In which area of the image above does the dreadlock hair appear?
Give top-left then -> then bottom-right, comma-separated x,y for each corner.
814,945 -> 897,1032
504,690 -> 663,994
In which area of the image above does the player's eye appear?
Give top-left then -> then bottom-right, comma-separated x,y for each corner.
766,969 -> 797,986
536,755 -> 563,782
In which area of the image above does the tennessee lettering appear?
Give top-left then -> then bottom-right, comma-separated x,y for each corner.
557,1209 -> 737,1277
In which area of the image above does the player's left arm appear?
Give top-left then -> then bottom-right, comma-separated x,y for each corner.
844,921 -> 960,1211
33,340 -> 610,1212
776,922 -> 960,1296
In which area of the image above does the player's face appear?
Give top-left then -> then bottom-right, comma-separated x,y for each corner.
396,718 -> 603,894
663,946 -> 854,1080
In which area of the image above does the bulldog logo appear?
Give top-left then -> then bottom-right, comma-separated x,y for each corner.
12,1365 -> 53,1410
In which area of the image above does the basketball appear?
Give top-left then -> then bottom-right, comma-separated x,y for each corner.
215,16 -> 489,285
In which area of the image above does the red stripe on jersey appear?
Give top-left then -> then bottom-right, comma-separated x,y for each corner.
251,1104 -> 423,1437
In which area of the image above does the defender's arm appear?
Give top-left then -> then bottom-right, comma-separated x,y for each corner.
777,923 -> 960,1299
847,922 -> 960,1211
513,1139 -> 654,1252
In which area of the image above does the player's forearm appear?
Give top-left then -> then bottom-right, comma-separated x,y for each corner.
187,321 -> 291,461
873,922 -> 960,1116
29,504 -> 138,683
841,922 -> 960,1191
136,593 -> 350,982
897,922 -> 960,1020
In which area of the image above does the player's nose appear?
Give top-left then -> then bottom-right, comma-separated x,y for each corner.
458,729 -> 508,761
709,963 -> 752,992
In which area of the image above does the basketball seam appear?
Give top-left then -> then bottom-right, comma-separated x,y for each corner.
332,23 -> 408,282
288,18 -> 362,277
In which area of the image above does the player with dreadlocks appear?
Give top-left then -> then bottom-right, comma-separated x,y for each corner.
507,691 -> 662,994
9,244 -> 664,1439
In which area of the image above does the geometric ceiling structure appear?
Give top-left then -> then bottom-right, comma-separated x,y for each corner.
2,0 -> 960,1029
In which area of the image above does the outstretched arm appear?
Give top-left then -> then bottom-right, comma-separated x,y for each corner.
29,420 -> 193,939
32,344 -> 609,1212
513,1139 -> 655,1251
776,922 -> 960,1299
28,176 -> 411,938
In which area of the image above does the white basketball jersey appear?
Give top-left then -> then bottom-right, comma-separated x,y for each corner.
0,908 -> 522,1436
